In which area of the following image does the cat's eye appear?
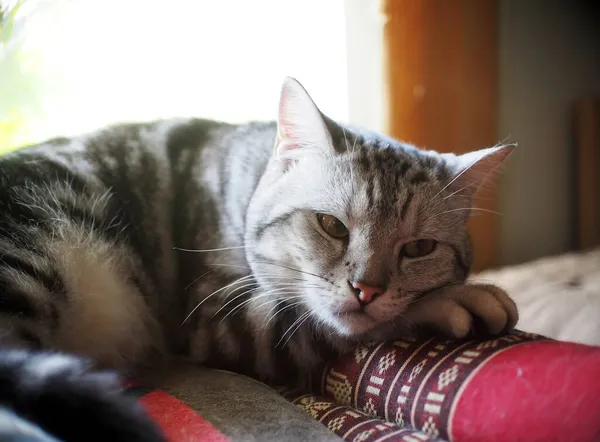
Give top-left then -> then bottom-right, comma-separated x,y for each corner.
401,239 -> 437,258
316,213 -> 349,239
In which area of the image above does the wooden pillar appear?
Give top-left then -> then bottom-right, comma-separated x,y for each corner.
383,0 -> 500,272
574,100 -> 600,251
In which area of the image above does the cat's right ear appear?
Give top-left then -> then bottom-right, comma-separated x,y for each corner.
274,77 -> 334,162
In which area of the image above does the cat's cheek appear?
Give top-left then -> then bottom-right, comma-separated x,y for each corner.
366,294 -> 409,320
398,245 -> 456,276
252,233 -> 281,261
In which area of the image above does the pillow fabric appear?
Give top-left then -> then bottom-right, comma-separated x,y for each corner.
283,330 -> 600,442
135,330 -> 600,441
127,365 -> 341,442
128,386 -> 230,442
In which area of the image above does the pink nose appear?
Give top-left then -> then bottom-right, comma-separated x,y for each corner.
351,281 -> 384,304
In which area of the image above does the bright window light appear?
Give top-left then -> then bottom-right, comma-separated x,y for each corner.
2,0 -> 348,147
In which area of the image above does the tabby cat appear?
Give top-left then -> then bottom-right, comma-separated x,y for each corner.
0,78 -> 517,441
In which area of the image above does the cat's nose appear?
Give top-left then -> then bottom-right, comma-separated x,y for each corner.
350,281 -> 384,305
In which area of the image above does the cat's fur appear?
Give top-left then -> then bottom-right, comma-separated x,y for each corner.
0,78 -> 517,440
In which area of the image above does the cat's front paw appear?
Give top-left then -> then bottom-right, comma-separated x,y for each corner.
407,283 -> 519,339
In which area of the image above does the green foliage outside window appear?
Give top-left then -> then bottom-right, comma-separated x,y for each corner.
0,0 -> 45,154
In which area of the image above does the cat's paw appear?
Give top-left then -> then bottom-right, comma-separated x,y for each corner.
0,350 -> 165,442
406,283 -> 519,339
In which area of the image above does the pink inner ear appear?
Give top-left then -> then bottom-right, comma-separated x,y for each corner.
277,89 -> 300,152
276,138 -> 300,154
275,76 -> 333,159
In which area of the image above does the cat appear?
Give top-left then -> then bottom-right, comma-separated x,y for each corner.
0,77 -> 518,441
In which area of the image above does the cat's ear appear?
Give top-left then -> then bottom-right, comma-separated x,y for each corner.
274,77 -> 334,161
446,144 -> 516,198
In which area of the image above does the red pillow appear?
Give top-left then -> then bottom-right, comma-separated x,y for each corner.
285,330 -> 600,442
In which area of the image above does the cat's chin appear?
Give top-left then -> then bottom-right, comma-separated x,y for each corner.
328,311 -> 378,337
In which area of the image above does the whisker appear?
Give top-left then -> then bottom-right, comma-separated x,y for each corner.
220,290 -> 282,321
257,273 -> 316,287
396,314 -> 417,330
433,141 -> 516,202
254,273 -> 308,283
232,284 -> 309,313
431,207 -> 503,218
183,262 -> 324,325
219,280 -> 260,304
208,261 -> 330,285
406,282 -> 461,307
280,310 -> 314,348
213,286 -> 262,320
205,263 -> 252,270
174,246 -> 246,253
218,294 -> 262,323
276,310 -> 312,348
250,294 -> 305,315
251,260 -> 331,284
190,264 -> 308,284
207,261 -> 331,285
222,291 -> 306,323
184,269 -> 214,290
441,182 -> 477,201
264,299 -> 307,328
432,165 -> 477,201
252,272 -> 309,283
181,274 -> 256,325
213,282 -> 307,319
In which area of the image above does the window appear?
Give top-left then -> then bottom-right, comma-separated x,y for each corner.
1,0 -> 350,149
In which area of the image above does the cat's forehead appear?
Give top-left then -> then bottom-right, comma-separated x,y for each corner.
352,142 -> 444,178
338,141 -> 450,190
287,132 -> 457,231
325,140 -> 454,228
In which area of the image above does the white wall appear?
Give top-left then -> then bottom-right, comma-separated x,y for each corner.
497,0 -> 600,265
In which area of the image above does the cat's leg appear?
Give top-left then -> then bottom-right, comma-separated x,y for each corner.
404,283 -> 519,338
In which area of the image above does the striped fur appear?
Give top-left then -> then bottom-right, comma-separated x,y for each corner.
0,78 -> 517,439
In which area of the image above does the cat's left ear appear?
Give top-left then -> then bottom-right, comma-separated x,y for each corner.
274,77 -> 334,162
446,144 -> 516,198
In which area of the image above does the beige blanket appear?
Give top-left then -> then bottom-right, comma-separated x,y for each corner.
473,247 -> 600,346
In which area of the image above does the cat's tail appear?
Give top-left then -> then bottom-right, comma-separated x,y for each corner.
0,349 -> 166,442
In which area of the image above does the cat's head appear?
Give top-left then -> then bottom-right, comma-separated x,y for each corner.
245,77 -> 513,339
